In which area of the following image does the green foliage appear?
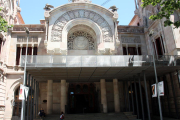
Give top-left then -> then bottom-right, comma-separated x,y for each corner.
0,8 -> 13,32
141,0 -> 180,28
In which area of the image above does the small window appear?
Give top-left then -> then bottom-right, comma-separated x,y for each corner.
153,37 -> 164,56
123,47 -> 127,55
128,47 -> 137,55
0,38 -> 2,55
138,47 -> 142,55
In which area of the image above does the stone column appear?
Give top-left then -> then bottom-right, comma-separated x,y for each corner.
47,80 -> 53,114
136,44 -> 139,55
61,80 -> 67,113
100,79 -> 107,113
126,44 -> 128,55
113,79 -> 120,112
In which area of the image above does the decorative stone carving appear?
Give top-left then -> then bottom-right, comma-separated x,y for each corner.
74,37 -> 88,50
0,0 -> 9,13
0,107 -> 5,111
17,36 -> 38,43
51,9 -> 113,42
143,16 -> 148,28
0,32 -> 6,41
68,31 -> 95,50
44,4 -> 54,11
97,48 -> 116,55
70,0 -> 91,3
13,27 -> 45,31
109,5 -> 118,12
121,36 -> 141,43
118,27 -> 144,33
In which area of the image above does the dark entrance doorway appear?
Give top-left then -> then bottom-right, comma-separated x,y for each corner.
68,83 -> 98,114
75,94 -> 90,113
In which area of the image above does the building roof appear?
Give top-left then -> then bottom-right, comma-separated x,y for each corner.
16,12 -> 25,24
129,15 -> 138,26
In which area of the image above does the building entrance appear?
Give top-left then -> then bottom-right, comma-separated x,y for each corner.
68,83 -> 98,114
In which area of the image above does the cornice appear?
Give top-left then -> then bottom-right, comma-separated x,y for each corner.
49,3 -> 114,17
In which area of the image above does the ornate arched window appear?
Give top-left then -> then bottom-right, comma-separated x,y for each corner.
68,31 -> 95,50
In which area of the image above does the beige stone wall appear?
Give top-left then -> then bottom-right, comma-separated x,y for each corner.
162,21 -> 176,55
39,82 -> 61,114
52,83 -> 61,114
8,32 -> 46,66
106,82 -> 114,112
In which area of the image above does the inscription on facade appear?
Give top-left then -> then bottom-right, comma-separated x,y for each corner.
51,9 -> 113,42
121,36 -> 141,43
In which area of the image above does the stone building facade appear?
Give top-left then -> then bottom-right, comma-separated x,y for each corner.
0,0 -> 180,120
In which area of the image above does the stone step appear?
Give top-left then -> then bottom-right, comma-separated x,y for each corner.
127,116 -> 137,120
123,112 -> 139,120
123,112 -> 133,115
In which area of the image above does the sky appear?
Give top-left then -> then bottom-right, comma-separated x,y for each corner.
20,0 -> 136,25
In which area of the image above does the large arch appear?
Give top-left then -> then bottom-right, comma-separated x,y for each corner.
55,18 -> 103,53
51,9 -> 113,43
4,77 -> 23,120
67,25 -> 96,55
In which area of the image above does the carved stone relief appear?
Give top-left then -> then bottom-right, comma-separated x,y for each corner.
17,36 -> 38,43
0,107 -> 5,111
68,31 -> 95,50
0,0 -> 9,12
118,28 -> 144,33
121,36 -> 141,43
51,9 -> 113,42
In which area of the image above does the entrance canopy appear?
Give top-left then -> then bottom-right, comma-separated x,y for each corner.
21,55 -> 180,82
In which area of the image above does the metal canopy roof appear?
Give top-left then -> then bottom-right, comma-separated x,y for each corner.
21,55 -> 180,82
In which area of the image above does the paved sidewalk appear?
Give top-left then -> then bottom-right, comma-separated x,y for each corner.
44,113 -> 129,120
151,116 -> 178,120
42,113 -> 179,120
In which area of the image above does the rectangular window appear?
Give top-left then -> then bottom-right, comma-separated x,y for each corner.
128,47 -> 137,55
16,47 -> 21,65
138,47 -> 142,55
155,37 -> 163,55
153,37 -> 165,56
160,36 -> 165,53
16,47 -> 38,65
33,47 -> 38,55
123,46 -> 141,55
0,38 -> 2,55
123,47 -> 127,55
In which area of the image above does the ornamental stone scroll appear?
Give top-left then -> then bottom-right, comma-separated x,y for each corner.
51,9 -> 113,42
